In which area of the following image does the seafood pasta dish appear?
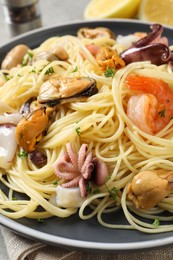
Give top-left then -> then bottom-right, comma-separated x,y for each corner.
1,23 -> 173,234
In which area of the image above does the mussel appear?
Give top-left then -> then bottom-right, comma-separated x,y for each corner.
77,27 -> 115,40
20,97 -> 37,115
16,107 -> 53,152
38,77 -> 98,106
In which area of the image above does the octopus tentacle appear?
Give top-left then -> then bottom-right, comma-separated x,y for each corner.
120,24 -> 172,66
78,143 -> 88,171
66,142 -> 78,169
133,24 -> 163,48
121,43 -> 171,65
79,177 -> 88,198
82,163 -> 94,179
61,175 -> 81,188
54,151 -> 79,180
54,162 -> 79,180
54,143 -> 108,198
81,151 -> 93,173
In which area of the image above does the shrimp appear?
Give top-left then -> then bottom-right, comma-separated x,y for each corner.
85,44 -> 101,58
126,75 -> 173,134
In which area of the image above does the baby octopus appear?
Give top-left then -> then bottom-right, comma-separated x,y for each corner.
120,24 -> 172,66
54,143 -> 108,198
127,170 -> 173,209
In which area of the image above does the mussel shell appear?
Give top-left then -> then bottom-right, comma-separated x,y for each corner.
20,97 -> 37,115
77,27 -> 115,40
38,77 -> 98,106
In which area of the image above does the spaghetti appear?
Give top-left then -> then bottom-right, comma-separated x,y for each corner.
0,24 -> 173,233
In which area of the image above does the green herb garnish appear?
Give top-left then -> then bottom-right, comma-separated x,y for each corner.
45,67 -> 54,75
72,66 -> 78,73
17,151 -> 28,158
53,180 -> 58,185
29,69 -> 36,73
86,182 -> 93,194
152,218 -> 160,227
12,197 -> 17,201
75,127 -> 81,136
108,187 -> 119,200
104,67 -> 115,78
37,218 -> 44,223
86,182 -> 100,195
158,108 -> 166,117
3,73 -> 11,81
105,175 -> 111,182
92,188 -> 101,195
22,51 -> 33,66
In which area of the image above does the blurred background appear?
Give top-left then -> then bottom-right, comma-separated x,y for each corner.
0,0 -> 172,47
0,0 -> 89,46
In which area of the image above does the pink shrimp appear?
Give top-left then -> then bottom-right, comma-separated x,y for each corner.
85,44 -> 101,57
126,74 -> 173,134
80,44 -> 101,60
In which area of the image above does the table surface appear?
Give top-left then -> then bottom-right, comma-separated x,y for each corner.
0,0 -> 88,259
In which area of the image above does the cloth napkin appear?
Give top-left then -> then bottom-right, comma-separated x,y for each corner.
1,226 -> 173,260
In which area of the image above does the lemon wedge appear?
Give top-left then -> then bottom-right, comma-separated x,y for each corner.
84,0 -> 141,19
138,0 -> 173,26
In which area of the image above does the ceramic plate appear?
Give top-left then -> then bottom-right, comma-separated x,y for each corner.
1,19 -> 173,252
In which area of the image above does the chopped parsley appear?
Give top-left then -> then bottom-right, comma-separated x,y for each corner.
45,66 -> 54,75
3,73 -> 11,81
92,188 -> 101,195
29,69 -> 36,73
53,180 -> 58,185
37,218 -> 44,223
22,51 -> 33,66
105,175 -> 111,182
109,187 -> 119,200
86,182 -> 100,195
152,218 -> 160,227
75,126 -> 81,136
104,67 -> 115,78
158,108 -> 166,118
86,182 -> 93,194
17,150 -> 28,158
72,66 -> 78,73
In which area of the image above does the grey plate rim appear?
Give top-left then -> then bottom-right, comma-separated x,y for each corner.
1,18 -> 173,252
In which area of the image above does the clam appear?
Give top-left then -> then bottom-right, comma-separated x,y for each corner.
38,77 -> 98,106
33,47 -> 69,63
1,44 -> 29,70
77,27 -> 115,40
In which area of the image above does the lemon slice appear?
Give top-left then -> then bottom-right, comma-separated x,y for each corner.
138,0 -> 173,26
84,0 -> 141,19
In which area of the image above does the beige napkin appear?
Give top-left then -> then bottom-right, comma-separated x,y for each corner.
1,226 -> 173,260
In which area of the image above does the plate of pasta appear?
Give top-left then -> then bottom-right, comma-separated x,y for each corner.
1,19 -> 173,251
